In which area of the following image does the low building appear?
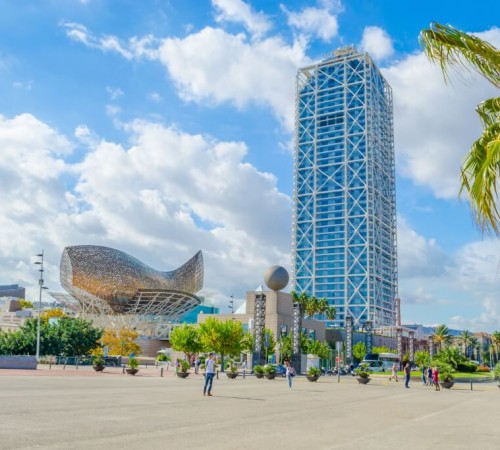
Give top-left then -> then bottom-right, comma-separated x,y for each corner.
197,289 -> 325,362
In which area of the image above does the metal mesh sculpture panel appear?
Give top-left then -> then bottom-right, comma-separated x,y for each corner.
60,246 -> 203,331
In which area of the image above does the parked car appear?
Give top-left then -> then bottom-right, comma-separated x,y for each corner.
269,364 -> 287,377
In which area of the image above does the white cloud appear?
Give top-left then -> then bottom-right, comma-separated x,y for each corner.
13,80 -> 33,90
106,86 -> 123,100
281,0 -> 342,42
148,92 -> 162,102
383,30 -> 500,199
61,22 -> 158,60
360,26 -> 394,61
156,27 -> 309,131
397,216 -> 449,278
212,0 -> 272,37
0,114 -> 291,307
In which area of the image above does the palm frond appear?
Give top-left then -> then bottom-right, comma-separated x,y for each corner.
419,22 -> 500,88
476,96 -> 500,127
460,121 -> 500,234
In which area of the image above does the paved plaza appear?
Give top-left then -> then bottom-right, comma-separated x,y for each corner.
0,366 -> 499,450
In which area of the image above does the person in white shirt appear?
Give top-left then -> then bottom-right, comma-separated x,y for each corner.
203,353 -> 216,396
285,360 -> 295,390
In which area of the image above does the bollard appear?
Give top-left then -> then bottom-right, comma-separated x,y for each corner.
243,369 -> 246,379
216,370 -> 219,379
49,363 -> 52,370
161,367 -> 164,377
122,365 -> 125,374
470,378 -> 473,390
146,363 -> 148,369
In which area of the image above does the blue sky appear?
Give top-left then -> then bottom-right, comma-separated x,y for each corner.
1,0 -> 499,331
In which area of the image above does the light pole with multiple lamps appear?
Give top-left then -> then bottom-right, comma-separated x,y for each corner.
34,250 -> 48,361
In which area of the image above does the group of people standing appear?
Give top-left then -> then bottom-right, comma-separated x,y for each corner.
389,363 -> 441,390
422,366 -> 441,391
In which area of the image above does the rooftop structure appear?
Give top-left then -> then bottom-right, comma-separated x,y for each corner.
0,284 -> 25,299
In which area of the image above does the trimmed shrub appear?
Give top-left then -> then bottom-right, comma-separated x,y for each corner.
457,362 -> 477,373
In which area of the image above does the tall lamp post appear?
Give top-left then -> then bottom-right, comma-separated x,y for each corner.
34,250 -> 48,361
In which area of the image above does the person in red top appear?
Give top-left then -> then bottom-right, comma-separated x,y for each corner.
433,367 -> 440,391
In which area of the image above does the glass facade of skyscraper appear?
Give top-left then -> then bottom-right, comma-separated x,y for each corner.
292,47 -> 397,328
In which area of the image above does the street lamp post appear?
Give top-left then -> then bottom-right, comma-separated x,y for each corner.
34,250 -> 48,361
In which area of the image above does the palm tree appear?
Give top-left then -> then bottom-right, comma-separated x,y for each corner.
491,331 -> 500,362
291,291 -> 333,320
433,324 -> 453,351
469,336 -> 479,361
420,23 -> 500,234
460,330 -> 472,357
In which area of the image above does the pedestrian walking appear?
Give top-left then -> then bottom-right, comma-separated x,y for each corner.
389,362 -> 398,382
285,360 -> 295,390
404,362 -> 411,388
433,367 -> 440,391
194,356 -> 200,374
203,353 -> 216,397
427,366 -> 433,386
421,366 -> 427,385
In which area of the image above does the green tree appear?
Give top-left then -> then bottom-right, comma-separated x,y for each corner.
420,23 -> 500,234
199,318 -> 245,372
491,331 -> 500,362
433,324 -> 453,351
372,346 -> 394,354
169,324 -> 203,361
435,346 -> 465,370
306,339 -> 331,359
352,341 -> 367,363
291,291 -> 336,320
414,350 -> 431,368
0,317 -> 102,356
460,330 -> 473,357
245,328 -> 277,358
19,299 -> 33,309
468,336 -> 479,361
278,333 -> 308,362
101,328 -> 142,356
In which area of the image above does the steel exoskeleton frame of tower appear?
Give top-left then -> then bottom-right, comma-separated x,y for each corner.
292,46 -> 397,328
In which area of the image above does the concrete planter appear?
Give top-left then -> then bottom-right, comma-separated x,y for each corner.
176,372 -> 190,378
93,365 -> 105,372
0,356 -> 37,370
264,372 -> 277,380
126,368 -> 139,375
306,374 -> 320,382
254,372 -> 264,379
440,381 -> 454,389
226,372 -> 238,379
357,377 -> 371,384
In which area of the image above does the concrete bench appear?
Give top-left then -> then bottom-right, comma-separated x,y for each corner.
0,356 -> 37,370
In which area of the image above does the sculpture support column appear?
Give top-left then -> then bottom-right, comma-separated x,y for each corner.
345,315 -> 353,363
396,327 -> 403,368
292,302 -> 301,373
253,293 -> 266,367
364,320 -> 373,355
409,331 -> 415,363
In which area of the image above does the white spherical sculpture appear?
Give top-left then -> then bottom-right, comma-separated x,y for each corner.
264,266 -> 289,291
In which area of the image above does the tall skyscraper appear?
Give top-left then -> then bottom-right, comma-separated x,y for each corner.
292,47 -> 397,328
